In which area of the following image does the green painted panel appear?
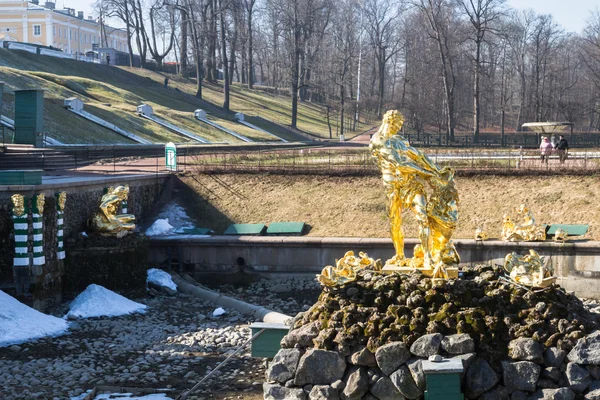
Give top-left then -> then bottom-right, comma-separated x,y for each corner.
14,90 -> 44,147
180,228 -> 211,235
224,223 -> 266,235
547,224 -> 589,236
266,222 -> 306,236
251,327 -> 288,358
0,170 -> 42,185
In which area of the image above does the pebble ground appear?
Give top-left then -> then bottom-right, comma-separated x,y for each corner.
0,277 -> 320,400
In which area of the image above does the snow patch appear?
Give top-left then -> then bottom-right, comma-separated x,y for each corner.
212,307 -> 226,317
72,391 -> 172,400
147,269 -> 177,291
0,290 -> 69,347
145,218 -> 174,236
65,284 -> 147,319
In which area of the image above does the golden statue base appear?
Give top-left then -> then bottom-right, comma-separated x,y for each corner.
382,264 -> 459,279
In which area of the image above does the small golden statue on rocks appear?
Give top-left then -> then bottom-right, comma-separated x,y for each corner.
91,185 -> 135,238
317,251 -> 381,287
369,110 -> 460,279
554,228 -> 567,243
503,249 -> 556,288
475,226 -> 488,241
501,204 -> 546,242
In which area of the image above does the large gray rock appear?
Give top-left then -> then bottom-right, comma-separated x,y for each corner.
341,366 -> 369,400
266,348 -> 302,383
479,385 -> 510,400
454,352 -> 476,371
375,342 -> 411,376
511,391 -> 527,400
389,365 -> 423,399
526,388 -> 575,400
541,366 -> 561,382
508,338 -> 544,364
565,362 -> 591,393
465,357 -> 499,398
544,347 -> 567,368
409,333 -> 443,357
568,331 -> 600,365
441,334 -> 475,355
502,361 -> 541,392
264,382 -> 307,400
347,346 -> 377,367
294,349 -> 347,386
586,386 -> 600,400
281,322 -> 319,348
406,358 -> 425,391
309,385 -> 340,400
588,366 -> 600,380
369,376 -> 404,400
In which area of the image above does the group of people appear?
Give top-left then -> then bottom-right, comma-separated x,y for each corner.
539,135 -> 569,164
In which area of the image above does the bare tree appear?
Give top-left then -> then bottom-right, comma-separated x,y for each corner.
456,0 -> 504,142
363,0 -> 403,117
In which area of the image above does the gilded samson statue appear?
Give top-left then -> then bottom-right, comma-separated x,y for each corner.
370,110 -> 460,279
91,186 -> 135,238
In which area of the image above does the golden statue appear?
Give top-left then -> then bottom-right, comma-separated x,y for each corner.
11,194 -> 25,217
317,251 -> 381,287
34,193 -> 45,214
553,228 -> 567,243
370,110 -> 459,279
475,227 -> 488,241
504,249 -> 556,288
501,204 -> 546,242
57,191 -> 67,212
91,186 -> 135,238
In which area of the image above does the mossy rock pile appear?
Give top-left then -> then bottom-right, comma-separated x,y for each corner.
291,265 -> 598,367
264,266 -> 600,399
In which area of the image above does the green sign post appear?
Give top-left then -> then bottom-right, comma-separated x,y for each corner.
165,142 -> 177,171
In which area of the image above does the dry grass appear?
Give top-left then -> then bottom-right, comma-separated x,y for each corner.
179,173 -> 599,240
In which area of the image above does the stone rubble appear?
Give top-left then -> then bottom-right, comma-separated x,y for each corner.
264,266 -> 600,399
0,276 -> 320,399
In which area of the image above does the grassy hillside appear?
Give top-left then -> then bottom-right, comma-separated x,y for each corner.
178,173 -> 599,241
0,49 -> 364,144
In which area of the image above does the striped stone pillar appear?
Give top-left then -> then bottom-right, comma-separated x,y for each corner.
32,194 -> 45,267
56,191 -> 66,260
11,194 -> 29,268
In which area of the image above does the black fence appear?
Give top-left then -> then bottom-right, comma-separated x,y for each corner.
402,132 -> 600,148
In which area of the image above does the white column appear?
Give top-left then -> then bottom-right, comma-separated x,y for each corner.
67,21 -> 71,52
45,15 -> 53,47
22,14 -> 28,42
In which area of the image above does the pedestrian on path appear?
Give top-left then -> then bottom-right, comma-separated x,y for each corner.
556,135 -> 569,163
539,136 -> 553,164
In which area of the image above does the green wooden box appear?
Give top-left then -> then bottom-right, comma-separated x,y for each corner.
224,223 -> 266,235
249,322 -> 289,358
266,222 -> 306,236
422,358 -> 464,400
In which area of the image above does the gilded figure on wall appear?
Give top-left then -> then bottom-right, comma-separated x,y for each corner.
501,204 -> 546,242
91,185 -> 135,238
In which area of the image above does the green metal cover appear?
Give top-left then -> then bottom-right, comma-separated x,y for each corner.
425,372 -> 463,399
14,89 -> 44,147
180,228 -> 211,235
547,224 -> 589,236
266,222 -> 306,236
250,326 -> 288,358
224,223 -> 266,235
0,170 -> 43,185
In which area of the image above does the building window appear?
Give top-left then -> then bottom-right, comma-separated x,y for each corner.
53,26 -> 56,36
69,30 -> 72,39
33,25 -> 41,36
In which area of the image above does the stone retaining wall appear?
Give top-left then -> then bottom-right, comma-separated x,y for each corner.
0,174 -> 168,310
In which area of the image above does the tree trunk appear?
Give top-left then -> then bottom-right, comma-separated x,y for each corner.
219,0 -> 230,112
180,8 -> 188,75
247,6 -> 254,89
473,38 -> 481,143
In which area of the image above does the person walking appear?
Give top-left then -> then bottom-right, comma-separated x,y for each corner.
539,136 -> 553,164
556,135 -> 569,163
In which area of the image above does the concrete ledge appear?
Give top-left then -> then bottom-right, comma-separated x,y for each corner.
148,236 -> 600,298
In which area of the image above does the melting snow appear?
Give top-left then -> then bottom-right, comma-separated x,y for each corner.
145,218 -> 174,236
147,269 -> 177,291
65,284 -> 147,319
0,290 -> 69,347
72,391 -> 172,400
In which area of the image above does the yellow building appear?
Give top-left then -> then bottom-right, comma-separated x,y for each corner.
0,0 -> 128,55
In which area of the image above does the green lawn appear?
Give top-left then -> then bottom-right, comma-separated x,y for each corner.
0,48 -> 368,144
